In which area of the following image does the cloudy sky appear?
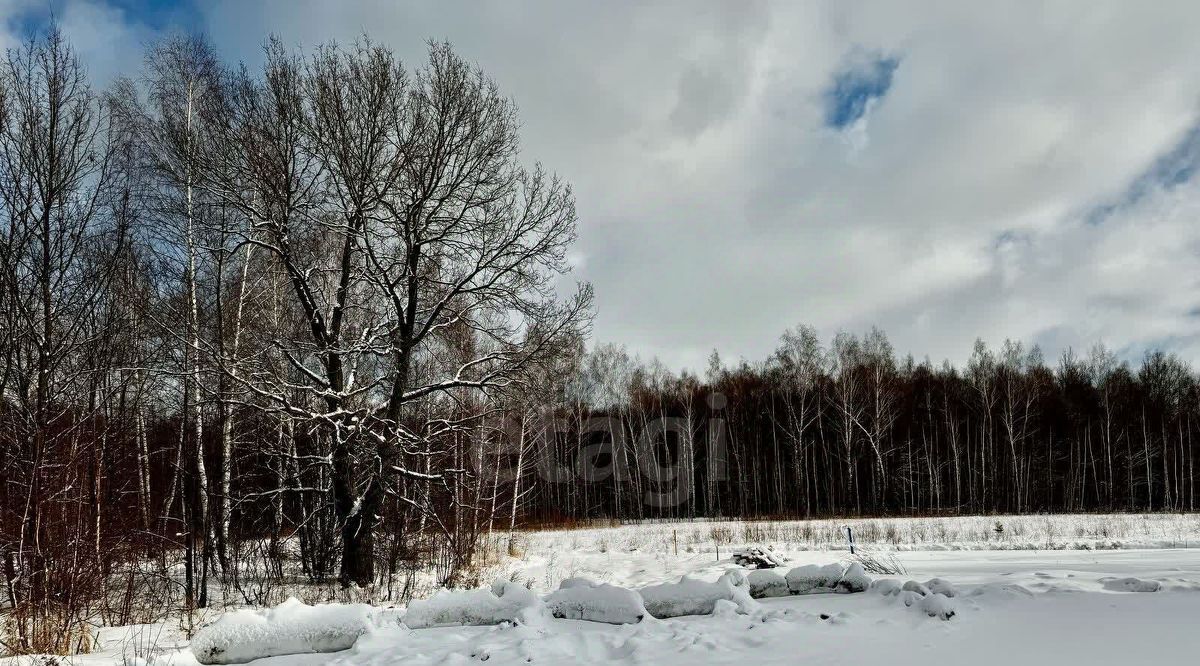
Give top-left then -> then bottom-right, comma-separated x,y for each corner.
6,0 -> 1200,372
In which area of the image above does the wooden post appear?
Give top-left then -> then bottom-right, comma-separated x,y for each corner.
846,526 -> 856,555
673,529 -> 678,557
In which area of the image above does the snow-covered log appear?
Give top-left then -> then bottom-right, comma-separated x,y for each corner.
190,598 -> 376,665
746,569 -> 790,598
404,580 -> 544,629
784,563 -> 845,594
545,578 -> 647,624
783,563 -> 872,595
638,574 -> 760,618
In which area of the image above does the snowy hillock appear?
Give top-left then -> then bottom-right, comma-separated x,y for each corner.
190,597 -> 378,665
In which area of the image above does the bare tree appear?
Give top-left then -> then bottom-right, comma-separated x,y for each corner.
0,27 -> 128,652
773,324 -> 823,515
198,39 -> 591,588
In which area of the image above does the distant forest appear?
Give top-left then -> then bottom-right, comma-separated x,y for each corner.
529,330 -> 1198,523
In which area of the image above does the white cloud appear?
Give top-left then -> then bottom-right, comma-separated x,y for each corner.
0,0 -> 155,89
7,0 -> 1200,371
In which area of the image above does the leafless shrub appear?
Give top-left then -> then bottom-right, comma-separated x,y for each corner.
850,550 -> 907,576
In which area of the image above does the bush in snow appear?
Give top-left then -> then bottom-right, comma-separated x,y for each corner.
638,574 -> 760,618
403,580 -> 544,629
190,598 -> 376,665
746,569 -> 790,598
732,546 -> 788,569
545,578 -> 647,624
850,550 -> 907,576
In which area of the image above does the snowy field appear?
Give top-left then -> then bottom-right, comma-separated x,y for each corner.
6,514 -> 1200,666
499,512 -> 1200,591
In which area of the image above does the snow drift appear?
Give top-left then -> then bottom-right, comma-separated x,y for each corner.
190,597 -> 376,665
1101,577 -> 1162,593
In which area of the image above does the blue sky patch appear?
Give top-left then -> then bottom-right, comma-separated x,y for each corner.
824,52 -> 900,129
5,0 -> 200,36
1086,118 -> 1200,225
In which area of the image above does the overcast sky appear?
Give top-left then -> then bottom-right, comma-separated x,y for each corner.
6,0 -> 1200,372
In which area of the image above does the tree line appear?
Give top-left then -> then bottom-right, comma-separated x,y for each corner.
532,330 -> 1198,524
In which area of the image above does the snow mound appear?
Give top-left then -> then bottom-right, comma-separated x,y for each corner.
732,546 -> 788,569
870,578 -> 903,596
746,569 -> 790,598
968,582 -> 1035,599
917,592 -> 957,620
403,580 -> 544,629
901,580 -> 930,596
638,574 -> 760,618
711,598 -> 741,618
190,597 -> 376,665
836,563 -> 871,593
924,577 -> 957,597
721,569 -> 749,589
545,578 -> 647,624
1101,577 -> 1162,593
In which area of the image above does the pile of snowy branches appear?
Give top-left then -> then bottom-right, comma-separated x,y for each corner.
731,546 -> 789,569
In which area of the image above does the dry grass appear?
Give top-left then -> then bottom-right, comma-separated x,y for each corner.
518,513 -> 1200,556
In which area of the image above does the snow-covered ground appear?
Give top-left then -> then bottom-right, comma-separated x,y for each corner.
6,514 -> 1200,665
